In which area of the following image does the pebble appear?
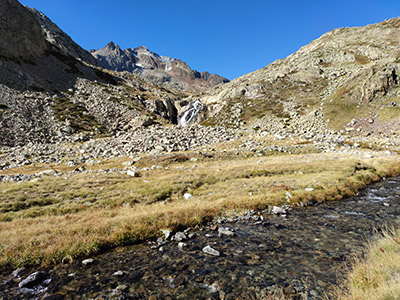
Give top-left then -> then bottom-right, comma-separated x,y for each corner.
174,232 -> 187,241
112,270 -> 124,277
218,227 -> 235,237
178,242 -> 187,249
160,229 -> 171,239
202,245 -> 220,256
82,258 -> 94,266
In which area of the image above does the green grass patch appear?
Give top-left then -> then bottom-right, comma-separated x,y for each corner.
52,97 -> 106,133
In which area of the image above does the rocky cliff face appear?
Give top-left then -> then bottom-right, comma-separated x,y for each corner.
25,7 -> 98,66
0,0 -> 48,60
202,17 -> 400,137
90,42 -> 229,91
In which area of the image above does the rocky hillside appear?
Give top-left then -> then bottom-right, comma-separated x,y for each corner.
90,42 -> 229,91
202,17 -> 400,137
0,0 -> 195,146
25,6 -> 98,66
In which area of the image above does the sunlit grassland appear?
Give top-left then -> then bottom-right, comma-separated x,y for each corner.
336,228 -> 400,300
0,151 -> 399,272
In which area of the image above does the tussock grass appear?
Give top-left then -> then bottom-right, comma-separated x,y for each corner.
336,229 -> 400,300
0,152 -> 399,272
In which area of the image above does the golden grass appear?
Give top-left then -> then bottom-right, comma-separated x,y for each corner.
1,151 -> 400,272
336,229 -> 400,300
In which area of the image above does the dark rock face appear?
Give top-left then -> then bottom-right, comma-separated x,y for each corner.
0,0 -> 48,60
26,7 -> 98,66
90,42 -> 229,91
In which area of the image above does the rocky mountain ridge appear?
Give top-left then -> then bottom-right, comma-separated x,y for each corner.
200,17 -> 400,137
25,6 -> 98,66
90,42 -> 229,91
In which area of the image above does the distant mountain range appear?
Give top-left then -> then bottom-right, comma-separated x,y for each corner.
25,3 -> 229,92
1,0 -> 399,147
90,42 -> 229,91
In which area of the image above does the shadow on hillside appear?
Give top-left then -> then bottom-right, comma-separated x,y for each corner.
0,44 -> 120,93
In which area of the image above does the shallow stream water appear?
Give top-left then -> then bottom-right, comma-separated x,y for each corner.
2,177 -> 400,299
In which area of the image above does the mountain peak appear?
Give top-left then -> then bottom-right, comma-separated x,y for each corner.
91,44 -> 229,91
135,45 -> 149,52
106,41 -> 119,49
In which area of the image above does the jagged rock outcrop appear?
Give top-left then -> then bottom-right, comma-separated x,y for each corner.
25,7 -> 98,66
202,17 -> 400,136
90,42 -> 229,91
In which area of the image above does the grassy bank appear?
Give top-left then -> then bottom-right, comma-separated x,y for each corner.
336,229 -> 400,300
1,151 -> 400,272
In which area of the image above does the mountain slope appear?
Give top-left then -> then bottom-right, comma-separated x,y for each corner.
0,0 -> 47,60
0,0 -> 191,146
202,17 -> 400,137
90,42 -> 229,91
25,6 -> 98,66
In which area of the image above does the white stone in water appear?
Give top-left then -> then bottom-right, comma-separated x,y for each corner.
202,245 -> 220,256
218,227 -> 235,237
178,242 -> 187,249
184,193 -> 193,199
112,270 -> 124,276
197,283 -> 218,293
81,258 -> 94,266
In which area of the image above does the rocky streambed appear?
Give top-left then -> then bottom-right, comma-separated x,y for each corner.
2,177 -> 400,299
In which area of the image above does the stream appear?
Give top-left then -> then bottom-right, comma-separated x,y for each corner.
1,177 -> 400,299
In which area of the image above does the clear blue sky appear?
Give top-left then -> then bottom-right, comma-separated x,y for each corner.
19,0 -> 400,80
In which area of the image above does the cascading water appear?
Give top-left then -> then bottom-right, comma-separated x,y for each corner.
178,99 -> 204,125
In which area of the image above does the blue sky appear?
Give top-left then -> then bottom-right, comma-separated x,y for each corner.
20,0 -> 400,80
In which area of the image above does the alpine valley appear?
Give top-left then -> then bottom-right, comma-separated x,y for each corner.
1,0 -> 400,299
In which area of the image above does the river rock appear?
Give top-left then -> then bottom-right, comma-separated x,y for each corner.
271,206 -> 286,215
18,271 -> 50,289
202,245 -> 220,256
218,227 -> 235,237
112,270 -> 124,277
174,232 -> 187,241
11,267 -> 25,278
82,258 -> 94,266
160,229 -> 171,239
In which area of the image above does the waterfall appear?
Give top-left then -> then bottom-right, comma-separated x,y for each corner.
178,100 -> 204,125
